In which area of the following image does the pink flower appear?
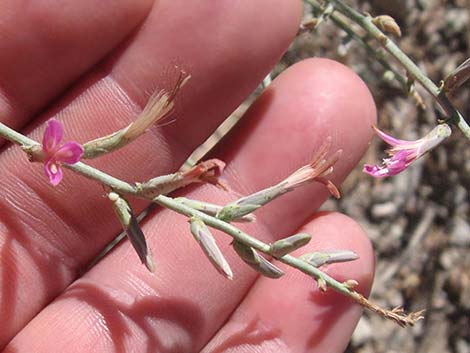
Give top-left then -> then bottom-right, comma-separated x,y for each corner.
364,124 -> 451,178
41,119 -> 83,186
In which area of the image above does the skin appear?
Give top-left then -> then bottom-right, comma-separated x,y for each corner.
0,1 -> 377,352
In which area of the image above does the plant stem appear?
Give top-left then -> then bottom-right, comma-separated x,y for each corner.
156,194 -> 423,326
66,162 -> 137,194
155,194 -> 353,295
0,121 -> 39,147
0,120 -> 351,295
0,120 -> 422,325
307,0 -> 470,139
308,0 -> 425,108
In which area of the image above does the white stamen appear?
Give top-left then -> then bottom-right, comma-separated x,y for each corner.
50,163 -> 58,174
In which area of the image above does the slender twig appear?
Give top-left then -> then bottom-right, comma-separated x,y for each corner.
0,121 -> 38,147
306,0 -> 470,139
66,162 -> 137,194
155,194 -> 423,327
307,1 -> 425,108
330,0 -> 470,137
155,195 -> 355,296
311,2 -> 335,30
0,120 -> 349,293
0,120 -> 421,326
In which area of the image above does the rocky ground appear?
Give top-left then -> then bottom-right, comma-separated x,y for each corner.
192,1 -> 469,352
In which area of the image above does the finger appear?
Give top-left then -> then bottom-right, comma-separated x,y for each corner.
0,0 -> 301,347
0,0 -> 153,137
3,59 -> 376,352
201,212 -> 374,353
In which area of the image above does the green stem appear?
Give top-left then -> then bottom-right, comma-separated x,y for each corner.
155,194 -> 353,296
307,0 -> 470,139
0,121 -> 39,147
66,162 -> 136,194
309,1 -> 419,102
0,120 -> 421,325
0,120 -> 352,296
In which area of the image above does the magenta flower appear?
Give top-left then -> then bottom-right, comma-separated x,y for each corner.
364,124 -> 451,178
41,119 -> 83,186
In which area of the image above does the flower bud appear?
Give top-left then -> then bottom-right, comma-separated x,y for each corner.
343,279 -> 359,289
217,203 -> 261,223
443,57 -> 470,93
317,277 -> 327,292
175,197 -> 256,222
301,250 -> 359,268
299,18 -> 319,32
232,241 -> 284,279
189,217 -> 233,280
372,15 -> 402,37
270,233 -> 312,257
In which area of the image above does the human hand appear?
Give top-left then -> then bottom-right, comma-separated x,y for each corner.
0,1 -> 376,352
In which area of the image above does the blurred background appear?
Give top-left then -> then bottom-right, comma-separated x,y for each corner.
188,1 -> 469,352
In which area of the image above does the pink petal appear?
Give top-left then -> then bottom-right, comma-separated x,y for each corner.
42,119 -> 63,153
44,159 -> 63,186
392,149 -> 415,163
372,126 -> 410,147
363,164 -> 390,177
54,142 -> 84,164
386,159 -> 408,175
363,155 -> 409,178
